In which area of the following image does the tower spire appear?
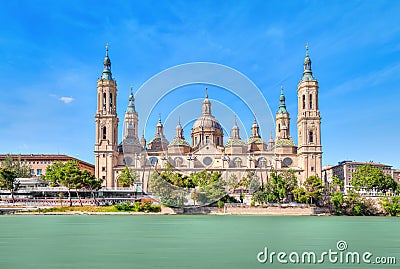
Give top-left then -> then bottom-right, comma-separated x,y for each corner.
176,117 -> 184,139
127,85 -> 136,113
101,44 -> 112,80
250,117 -> 261,138
231,115 -> 240,140
277,85 -> 287,114
305,43 -> 309,56
302,43 -> 314,81
202,87 -> 212,115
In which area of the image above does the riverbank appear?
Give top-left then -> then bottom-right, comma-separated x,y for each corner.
4,205 -> 331,216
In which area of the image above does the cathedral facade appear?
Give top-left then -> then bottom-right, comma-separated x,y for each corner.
94,46 -> 322,190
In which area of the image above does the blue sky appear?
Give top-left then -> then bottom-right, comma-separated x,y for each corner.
1,0 -> 399,168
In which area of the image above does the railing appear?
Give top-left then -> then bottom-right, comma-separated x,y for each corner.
0,186 -> 142,193
345,186 -> 397,197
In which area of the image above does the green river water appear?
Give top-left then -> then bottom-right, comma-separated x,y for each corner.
0,215 -> 398,269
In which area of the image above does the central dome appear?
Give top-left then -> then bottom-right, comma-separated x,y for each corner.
192,115 -> 222,129
190,89 -> 224,147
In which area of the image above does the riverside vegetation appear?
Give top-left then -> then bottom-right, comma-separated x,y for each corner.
33,201 -> 161,213
149,163 -> 400,216
1,156 -> 399,215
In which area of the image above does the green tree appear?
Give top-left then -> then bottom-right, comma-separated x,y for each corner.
0,167 -> 19,203
81,170 -> 103,205
118,166 -> 138,187
330,192 -> 344,215
343,190 -> 376,216
3,155 -> 31,178
304,175 -> 324,205
351,164 -> 397,193
252,190 -> 266,205
293,176 -> 324,205
327,175 -> 345,215
45,161 -> 83,207
226,174 -> 239,191
381,196 -> 400,216
149,171 -> 187,207
331,175 -> 344,191
197,173 -> 226,205
262,170 -> 298,203
292,186 -> 308,204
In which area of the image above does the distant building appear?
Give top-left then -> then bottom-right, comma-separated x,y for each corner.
322,161 -> 395,190
0,154 -> 95,177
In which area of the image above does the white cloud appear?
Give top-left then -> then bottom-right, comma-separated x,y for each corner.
59,96 -> 74,104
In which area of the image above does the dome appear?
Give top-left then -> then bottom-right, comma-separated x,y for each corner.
169,138 -> 190,147
192,115 -> 222,130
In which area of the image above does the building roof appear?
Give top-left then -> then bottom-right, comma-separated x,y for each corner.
0,154 -> 94,170
323,160 -> 393,171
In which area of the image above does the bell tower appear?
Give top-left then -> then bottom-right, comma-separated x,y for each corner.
275,86 -> 296,155
94,45 -> 119,187
297,45 -> 322,182
275,86 -> 291,141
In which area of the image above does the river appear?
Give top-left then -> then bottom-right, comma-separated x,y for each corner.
0,215 -> 398,268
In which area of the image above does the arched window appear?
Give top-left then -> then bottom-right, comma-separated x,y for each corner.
309,94 -> 313,109
302,95 -> 306,109
217,137 -> 220,145
232,157 -> 242,168
102,126 -> 107,139
258,157 -> 267,168
103,93 -> 106,110
109,93 -> 113,111
309,131 -> 313,143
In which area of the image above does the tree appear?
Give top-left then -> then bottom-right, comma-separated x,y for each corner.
81,170 -> 103,205
0,167 -> 19,203
197,173 -> 226,205
252,190 -> 266,205
149,171 -> 188,207
351,164 -> 398,193
330,192 -> 344,215
118,166 -> 138,187
328,175 -> 345,215
237,171 -> 261,193
381,196 -> 400,216
342,190 -> 376,216
261,170 -> 298,203
2,155 -> 31,178
45,161 -> 83,207
293,176 -> 324,205
292,186 -> 308,204
331,175 -> 344,192
304,175 -> 324,205
226,174 -> 239,191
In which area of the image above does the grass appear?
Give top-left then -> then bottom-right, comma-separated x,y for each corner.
37,206 -> 120,213
31,202 -> 162,213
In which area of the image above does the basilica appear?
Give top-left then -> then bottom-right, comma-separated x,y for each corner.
94,46 -> 322,190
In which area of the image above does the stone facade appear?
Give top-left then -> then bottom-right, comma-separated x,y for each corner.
94,45 -> 323,189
